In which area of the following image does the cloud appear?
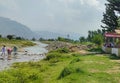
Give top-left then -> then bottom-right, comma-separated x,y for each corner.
87,0 -> 100,6
0,0 -> 106,37
0,0 -> 19,11
80,0 -> 84,5
79,0 -> 104,11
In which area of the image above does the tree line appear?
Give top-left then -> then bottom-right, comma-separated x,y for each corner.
80,0 -> 120,45
0,34 -> 25,40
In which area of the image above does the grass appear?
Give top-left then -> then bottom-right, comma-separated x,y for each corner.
0,48 -> 120,83
0,38 -> 35,48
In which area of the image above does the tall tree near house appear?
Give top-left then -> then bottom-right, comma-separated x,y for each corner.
118,17 -> 120,27
107,0 -> 120,13
101,3 -> 118,32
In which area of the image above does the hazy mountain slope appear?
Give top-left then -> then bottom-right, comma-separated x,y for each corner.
0,17 -> 35,39
0,17 -> 81,40
34,31 -> 66,39
34,31 -> 81,40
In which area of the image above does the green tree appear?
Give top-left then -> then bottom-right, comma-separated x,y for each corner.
118,17 -> 120,27
87,29 -> 104,43
79,36 -> 86,43
16,37 -> 22,40
101,3 -> 118,32
48,39 -> 55,41
39,37 -> 45,41
7,35 -> 14,40
87,30 -> 93,42
57,37 -> 65,41
107,0 -> 120,13
92,34 -> 103,46
32,37 -> 36,41
0,35 -> 2,38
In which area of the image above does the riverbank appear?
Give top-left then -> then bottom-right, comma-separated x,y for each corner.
0,38 -> 36,48
0,41 -> 48,71
0,41 -> 120,83
0,47 -> 120,83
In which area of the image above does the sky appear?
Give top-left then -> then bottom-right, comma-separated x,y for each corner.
0,0 -> 107,36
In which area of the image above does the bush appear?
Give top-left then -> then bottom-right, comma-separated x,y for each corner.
88,47 -> 103,53
70,58 -> 80,64
58,66 -> 84,79
57,48 -> 70,53
58,67 -> 72,79
72,53 -> 81,57
109,54 -> 120,60
45,53 -> 62,60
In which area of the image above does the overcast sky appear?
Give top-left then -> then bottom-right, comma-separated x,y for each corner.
0,0 -> 107,36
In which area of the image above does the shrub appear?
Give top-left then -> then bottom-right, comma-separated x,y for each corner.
58,67 -> 72,79
57,48 -> 70,53
45,53 -> 62,60
58,66 -> 84,79
70,58 -> 80,64
88,47 -> 103,53
72,53 -> 81,57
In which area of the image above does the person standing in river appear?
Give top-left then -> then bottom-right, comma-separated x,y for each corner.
1,45 -> 6,59
13,46 -> 18,56
7,47 -> 12,60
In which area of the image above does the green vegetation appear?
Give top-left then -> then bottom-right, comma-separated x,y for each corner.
0,1 -> 120,83
101,0 -> 120,32
0,38 -> 35,47
0,48 -> 120,83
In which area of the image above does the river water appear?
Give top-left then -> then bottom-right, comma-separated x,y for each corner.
0,41 -> 48,71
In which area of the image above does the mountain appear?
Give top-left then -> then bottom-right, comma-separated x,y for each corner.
34,31 -> 66,39
0,17 -> 82,40
0,17 -> 35,39
34,31 -> 82,40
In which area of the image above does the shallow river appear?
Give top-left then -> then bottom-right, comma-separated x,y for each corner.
0,41 -> 48,71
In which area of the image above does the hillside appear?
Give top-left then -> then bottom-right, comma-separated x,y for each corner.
0,17 -> 35,39
0,17 -> 82,40
34,31 -> 66,39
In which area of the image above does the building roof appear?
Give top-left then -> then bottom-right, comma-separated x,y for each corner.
105,32 -> 120,38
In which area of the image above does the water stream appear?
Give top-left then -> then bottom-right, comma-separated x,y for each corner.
0,41 -> 48,71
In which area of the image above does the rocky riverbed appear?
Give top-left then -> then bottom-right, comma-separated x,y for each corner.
45,41 -> 93,52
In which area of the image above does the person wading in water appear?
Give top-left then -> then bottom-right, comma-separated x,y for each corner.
1,45 -> 6,59
7,48 -> 12,60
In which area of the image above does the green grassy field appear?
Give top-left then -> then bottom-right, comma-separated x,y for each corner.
0,48 -> 120,83
0,38 -> 35,48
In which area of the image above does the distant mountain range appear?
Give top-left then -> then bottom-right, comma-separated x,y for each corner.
34,31 -> 66,39
0,17 -> 35,39
34,31 -> 82,40
0,17 -> 82,40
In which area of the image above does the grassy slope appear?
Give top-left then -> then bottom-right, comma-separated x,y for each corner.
0,48 -> 120,83
0,38 -> 35,48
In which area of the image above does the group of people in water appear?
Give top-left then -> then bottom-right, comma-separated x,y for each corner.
0,45 -> 18,60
